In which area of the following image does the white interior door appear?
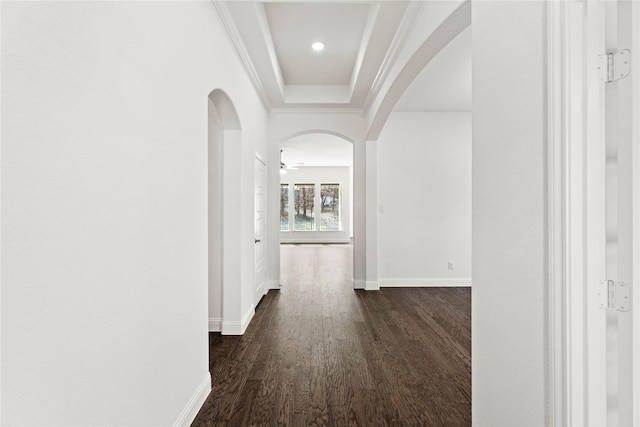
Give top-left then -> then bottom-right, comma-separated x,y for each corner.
254,157 -> 267,306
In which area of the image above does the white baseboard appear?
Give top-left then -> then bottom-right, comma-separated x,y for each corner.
354,279 -> 365,290
365,280 -> 380,291
379,278 -> 472,287
256,280 -> 269,305
256,280 -> 267,299
173,373 -> 211,427
268,280 -> 280,290
280,238 -> 351,244
208,317 -> 222,332
221,305 -> 255,335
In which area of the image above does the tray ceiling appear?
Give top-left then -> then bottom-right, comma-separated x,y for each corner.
264,3 -> 371,86
215,1 -> 471,113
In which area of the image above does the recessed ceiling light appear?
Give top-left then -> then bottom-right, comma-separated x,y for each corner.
312,42 -> 325,51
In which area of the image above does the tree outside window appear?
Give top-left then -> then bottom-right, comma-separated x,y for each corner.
320,184 -> 340,231
294,184 -> 315,231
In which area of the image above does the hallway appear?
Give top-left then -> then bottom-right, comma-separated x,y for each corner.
192,244 -> 471,426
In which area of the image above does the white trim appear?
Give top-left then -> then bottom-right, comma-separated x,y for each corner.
379,278 -> 472,288
348,3 -> 380,96
253,2 -> 285,98
547,2 -> 567,425
255,152 -> 267,166
363,1 -> 423,112
268,280 -> 281,290
208,318 -> 222,332
280,238 -> 351,244
221,305 -> 255,335
270,107 -> 364,115
365,1 -> 471,141
632,4 -> 640,425
631,2 -> 640,425
364,140 -> 379,293
546,3 -> 612,424
354,279 -> 365,290
173,373 -> 211,427
255,279 -> 267,300
364,280 -> 380,291
241,305 -> 255,333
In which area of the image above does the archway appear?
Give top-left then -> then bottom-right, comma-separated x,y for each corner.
266,116 -> 365,290
357,1 -> 470,292
366,1 -> 470,140
207,89 -> 244,335
279,132 -> 354,244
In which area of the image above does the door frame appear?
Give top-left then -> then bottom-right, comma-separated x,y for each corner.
549,2 -> 608,424
254,154 -> 268,307
548,1 -> 640,425
547,1 -> 605,425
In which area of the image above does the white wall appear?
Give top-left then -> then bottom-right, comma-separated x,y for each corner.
1,1 -> 268,425
378,112 -> 471,286
280,167 -> 351,243
473,2 -> 548,425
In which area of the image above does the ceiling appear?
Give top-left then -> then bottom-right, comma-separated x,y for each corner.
264,3 -> 371,86
217,1 -> 409,109
215,1 -> 471,111
215,1 -> 471,165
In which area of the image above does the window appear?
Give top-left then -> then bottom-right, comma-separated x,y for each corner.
294,184 -> 315,231
280,184 -> 289,231
320,184 -> 341,231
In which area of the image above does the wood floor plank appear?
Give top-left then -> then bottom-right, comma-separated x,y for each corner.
192,244 -> 471,427
306,365 -> 329,426
343,322 -> 375,391
274,381 -> 293,426
292,361 -> 311,414
197,340 -> 262,422
249,360 -> 278,425
348,388 -> 392,427
226,379 -> 260,427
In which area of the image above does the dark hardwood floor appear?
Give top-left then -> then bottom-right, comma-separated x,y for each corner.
192,244 -> 471,426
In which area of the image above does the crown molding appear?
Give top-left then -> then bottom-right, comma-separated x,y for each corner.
212,0 -> 272,111
363,0 -> 423,113
348,3 -> 381,97
270,107 -> 365,115
253,2 -> 286,99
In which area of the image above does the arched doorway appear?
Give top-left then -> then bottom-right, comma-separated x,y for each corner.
266,114 -> 365,290
207,89 -> 245,335
279,132 -> 353,244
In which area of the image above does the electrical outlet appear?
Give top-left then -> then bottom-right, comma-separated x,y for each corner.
448,261 -> 454,270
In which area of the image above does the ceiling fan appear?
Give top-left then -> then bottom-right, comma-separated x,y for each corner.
280,149 -> 303,173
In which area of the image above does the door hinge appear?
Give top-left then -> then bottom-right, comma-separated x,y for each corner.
599,280 -> 631,312
599,49 -> 631,83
